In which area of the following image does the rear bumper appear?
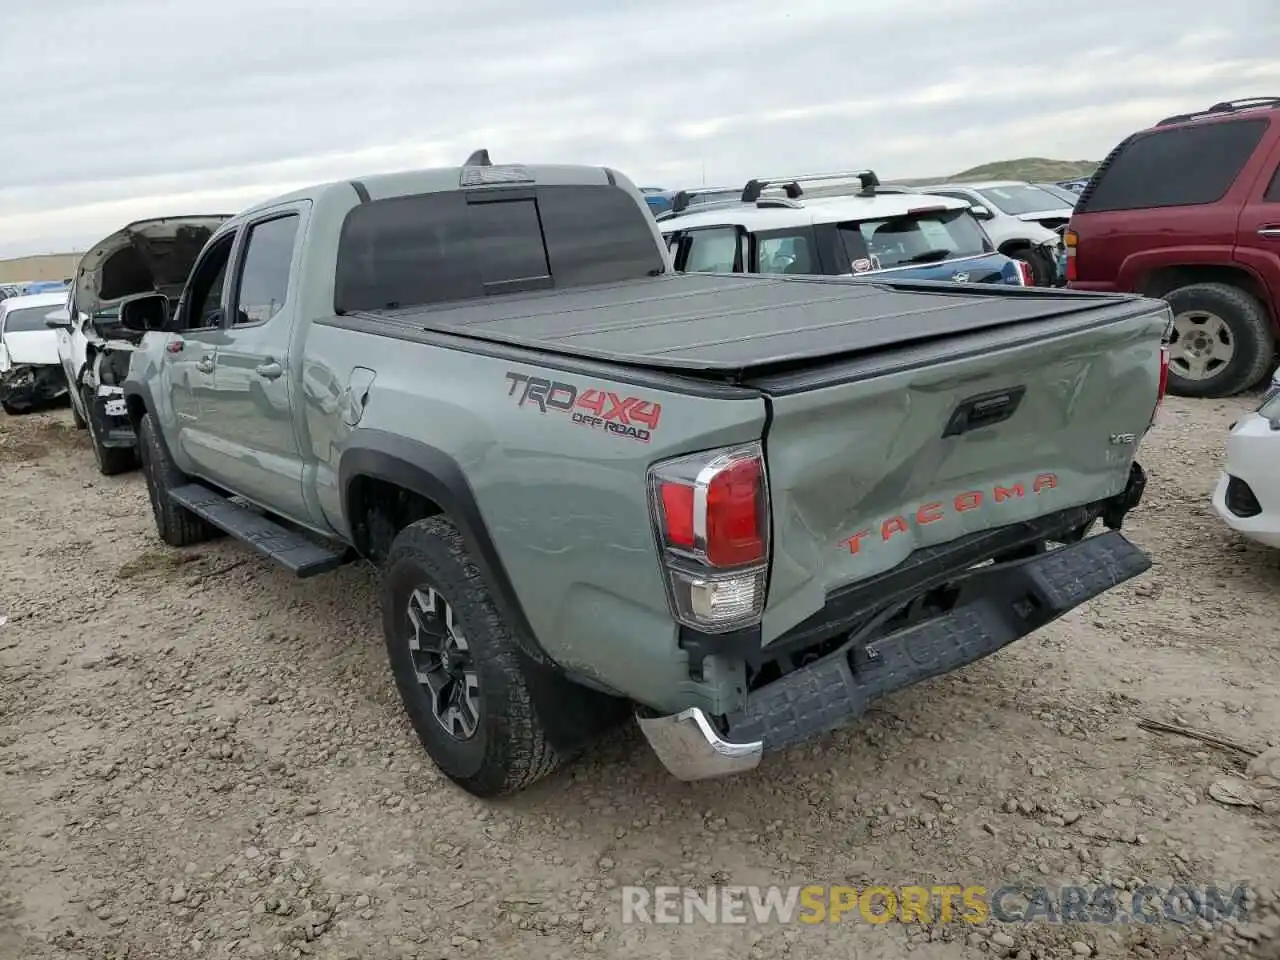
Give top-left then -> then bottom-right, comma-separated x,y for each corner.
1212,412 -> 1280,548
638,530 -> 1150,779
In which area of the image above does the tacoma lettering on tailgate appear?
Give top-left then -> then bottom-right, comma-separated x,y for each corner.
504,371 -> 662,444
841,473 -> 1058,554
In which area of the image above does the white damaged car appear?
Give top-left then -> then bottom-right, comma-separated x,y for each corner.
0,292 -> 71,414
48,215 -> 229,473
1213,372 -> 1280,549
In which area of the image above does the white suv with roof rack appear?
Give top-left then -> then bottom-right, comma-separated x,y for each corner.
657,170 -> 1036,288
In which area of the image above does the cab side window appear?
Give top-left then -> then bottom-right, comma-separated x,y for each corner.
181,233 -> 237,330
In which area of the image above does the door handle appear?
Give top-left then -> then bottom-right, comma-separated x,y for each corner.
255,360 -> 283,380
1258,227 -> 1280,239
195,356 -> 215,374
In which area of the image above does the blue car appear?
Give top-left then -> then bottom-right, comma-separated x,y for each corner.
21,280 -> 70,295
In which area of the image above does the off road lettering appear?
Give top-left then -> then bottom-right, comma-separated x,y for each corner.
842,473 -> 1060,553
506,371 -> 662,443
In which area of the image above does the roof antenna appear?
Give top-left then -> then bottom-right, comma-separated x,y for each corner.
464,149 -> 492,167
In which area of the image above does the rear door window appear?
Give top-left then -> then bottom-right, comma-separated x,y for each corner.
681,227 -> 741,273
334,185 -> 664,313
754,232 -> 817,274
1266,161 -> 1280,202
838,208 -> 991,270
1080,118 -> 1269,213
231,214 -> 299,325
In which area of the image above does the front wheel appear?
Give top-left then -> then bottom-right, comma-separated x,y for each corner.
1164,282 -> 1275,398
137,413 -> 219,546
382,517 -> 561,797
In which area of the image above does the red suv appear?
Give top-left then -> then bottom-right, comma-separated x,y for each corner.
1066,97 -> 1280,398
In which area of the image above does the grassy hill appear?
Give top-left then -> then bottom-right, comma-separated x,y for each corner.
898,157 -> 1099,186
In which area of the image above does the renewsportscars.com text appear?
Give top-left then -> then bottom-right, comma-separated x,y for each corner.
620,884 -> 1250,926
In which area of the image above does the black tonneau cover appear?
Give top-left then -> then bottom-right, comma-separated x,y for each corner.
333,272 -> 1154,377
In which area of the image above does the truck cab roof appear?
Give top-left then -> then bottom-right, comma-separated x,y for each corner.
235,162 -> 628,223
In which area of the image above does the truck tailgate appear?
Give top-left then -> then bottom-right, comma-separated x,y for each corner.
754,303 -> 1168,642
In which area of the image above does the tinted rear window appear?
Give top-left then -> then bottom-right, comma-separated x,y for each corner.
334,185 -> 664,313
1079,118 -> 1269,213
839,208 -> 992,270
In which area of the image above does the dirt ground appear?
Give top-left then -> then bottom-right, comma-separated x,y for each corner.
2,397 -> 1279,960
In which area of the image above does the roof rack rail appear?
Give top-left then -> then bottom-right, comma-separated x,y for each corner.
1155,97 -> 1280,127
464,149 -> 492,166
666,186 -> 743,216
741,169 -> 879,203
655,194 -> 748,221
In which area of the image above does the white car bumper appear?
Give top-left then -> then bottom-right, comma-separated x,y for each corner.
1212,412 -> 1280,548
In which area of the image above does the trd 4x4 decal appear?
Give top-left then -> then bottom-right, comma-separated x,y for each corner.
504,371 -> 662,443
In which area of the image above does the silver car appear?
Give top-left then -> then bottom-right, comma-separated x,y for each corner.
910,180 -> 1072,286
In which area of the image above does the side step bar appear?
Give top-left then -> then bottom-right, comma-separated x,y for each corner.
168,484 -> 348,578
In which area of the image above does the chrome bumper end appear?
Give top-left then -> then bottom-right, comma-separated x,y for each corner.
635,707 -> 762,781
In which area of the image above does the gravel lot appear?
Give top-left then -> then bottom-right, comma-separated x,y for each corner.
2,396 -> 1279,960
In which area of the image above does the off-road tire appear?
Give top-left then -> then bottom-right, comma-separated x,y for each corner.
1164,283 -> 1274,398
382,517 -> 561,797
137,412 -> 218,547
84,387 -> 136,476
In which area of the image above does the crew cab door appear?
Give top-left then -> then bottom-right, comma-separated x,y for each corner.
160,230 -> 237,478
201,205 -> 309,521
1233,135 -> 1280,318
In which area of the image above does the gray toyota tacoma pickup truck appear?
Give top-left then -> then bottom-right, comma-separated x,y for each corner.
115,151 -> 1168,798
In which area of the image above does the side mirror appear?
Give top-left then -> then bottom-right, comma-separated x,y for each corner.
119,292 -> 170,332
44,313 -> 72,331
969,204 -> 993,220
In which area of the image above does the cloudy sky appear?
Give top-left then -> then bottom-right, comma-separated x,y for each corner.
2,0 -> 1278,258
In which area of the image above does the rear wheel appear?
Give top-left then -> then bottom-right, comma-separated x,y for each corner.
1164,283 -> 1274,398
382,517 -> 561,797
137,412 -> 218,546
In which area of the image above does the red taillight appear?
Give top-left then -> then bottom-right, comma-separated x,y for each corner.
659,482 -> 695,548
649,444 -> 770,632
704,457 -> 764,566
1064,229 -> 1078,283
1015,260 -> 1034,286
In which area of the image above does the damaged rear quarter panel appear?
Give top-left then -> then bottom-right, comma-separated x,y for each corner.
306,321 -> 768,705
